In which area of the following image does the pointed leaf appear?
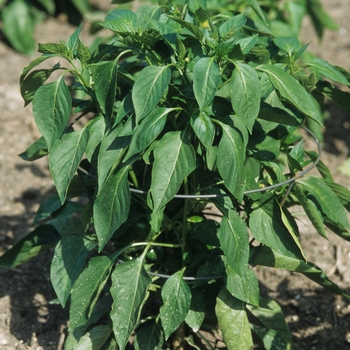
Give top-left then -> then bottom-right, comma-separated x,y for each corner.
216,120 -> 245,200
33,76 -> 72,151
0,225 -> 60,268
308,58 -> 349,85
75,324 -> 112,350
134,322 -> 164,350
190,110 -> 215,149
251,246 -> 350,297
257,64 -> 321,124
51,234 -> 96,307
94,166 -> 131,251
231,62 -> 261,132
185,290 -> 206,332
70,255 -> 116,331
101,9 -> 138,34
86,115 -> 105,163
193,57 -> 220,111
249,194 -> 304,260
125,108 -> 175,160
19,136 -> 48,161
218,210 -> 249,275
296,176 -> 349,229
66,23 -> 82,53
94,59 -> 119,120
219,14 -> 247,38
247,297 -> 292,350
160,269 -> 192,340
49,129 -> 89,203
110,259 -> 152,349
215,288 -> 253,350
151,131 -> 196,211
132,66 -> 171,123
226,266 -> 260,306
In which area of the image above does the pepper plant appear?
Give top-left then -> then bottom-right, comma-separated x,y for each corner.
2,0 -> 350,349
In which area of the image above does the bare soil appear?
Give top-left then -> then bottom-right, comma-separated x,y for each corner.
1,1 -> 350,349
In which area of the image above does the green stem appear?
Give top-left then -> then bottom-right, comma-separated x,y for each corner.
180,178 -> 190,266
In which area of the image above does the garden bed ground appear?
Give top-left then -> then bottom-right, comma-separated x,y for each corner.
1,0 -> 350,349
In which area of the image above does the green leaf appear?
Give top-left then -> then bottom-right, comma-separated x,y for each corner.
251,246 -> 350,297
69,255 -> 116,331
247,297 -> 292,350
231,62 -> 261,132
245,0 -> 268,26
293,184 -> 327,239
167,16 -> 204,41
273,37 -> 300,57
249,194 -> 304,260
185,289 -> 206,332
215,119 -> 246,200
50,234 -> 96,307
150,131 -> 196,211
160,269 -> 192,340
226,266 -> 260,306
49,129 -> 89,203
19,137 -> 48,161
134,322 -> 164,350
219,13 -> 247,38
132,65 -> 171,123
215,288 -> 253,350
94,59 -> 119,120
101,9 -> 138,34
193,57 -> 220,111
38,43 -> 70,58
20,67 -> 62,106
190,110 -> 215,149
74,324 -> 112,350
218,210 -> 249,275
20,56 -> 55,87
125,108 -> 175,161
251,326 -> 287,350
33,195 -> 62,224
323,179 -> 350,211
0,225 -> 60,268
316,81 -> 350,114
76,40 -> 92,65
296,176 -> 349,229
257,64 -> 322,124
97,125 -> 130,194
33,76 -> 72,151
110,258 -> 152,349
308,58 -> 349,85
86,115 -> 105,164
66,23 -> 83,53
94,166 -> 131,251
2,0 -> 35,54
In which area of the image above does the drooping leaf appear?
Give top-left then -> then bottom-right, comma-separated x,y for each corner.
150,131 -> 196,211
0,225 -> 60,268
32,76 -> 72,151
97,125 -> 131,194
308,58 -> 349,85
226,266 -> 260,306
296,176 -> 349,229
293,184 -> 327,239
215,288 -> 253,350
18,136 -> 48,161
50,234 -> 96,307
193,57 -> 220,111
245,0 -> 268,26
49,128 -> 89,203
134,322 -> 164,350
32,195 -> 62,224
94,59 -> 119,120
185,289 -> 206,332
247,297 -> 292,350
215,119 -> 246,200
125,108 -> 176,161
249,194 -> 304,260
94,166 -> 131,251
132,65 -> 171,123
190,110 -> 215,150
231,62 -> 261,132
159,269 -> 192,340
218,210 -> 250,276
2,0 -> 36,54
74,324 -> 112,350
257,64 -> 322,124
110,258 -> 152,349
323,179 -> 350,212
316,81 -> 350,114
251,246 -> 350,297
69,255 -> 116,331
